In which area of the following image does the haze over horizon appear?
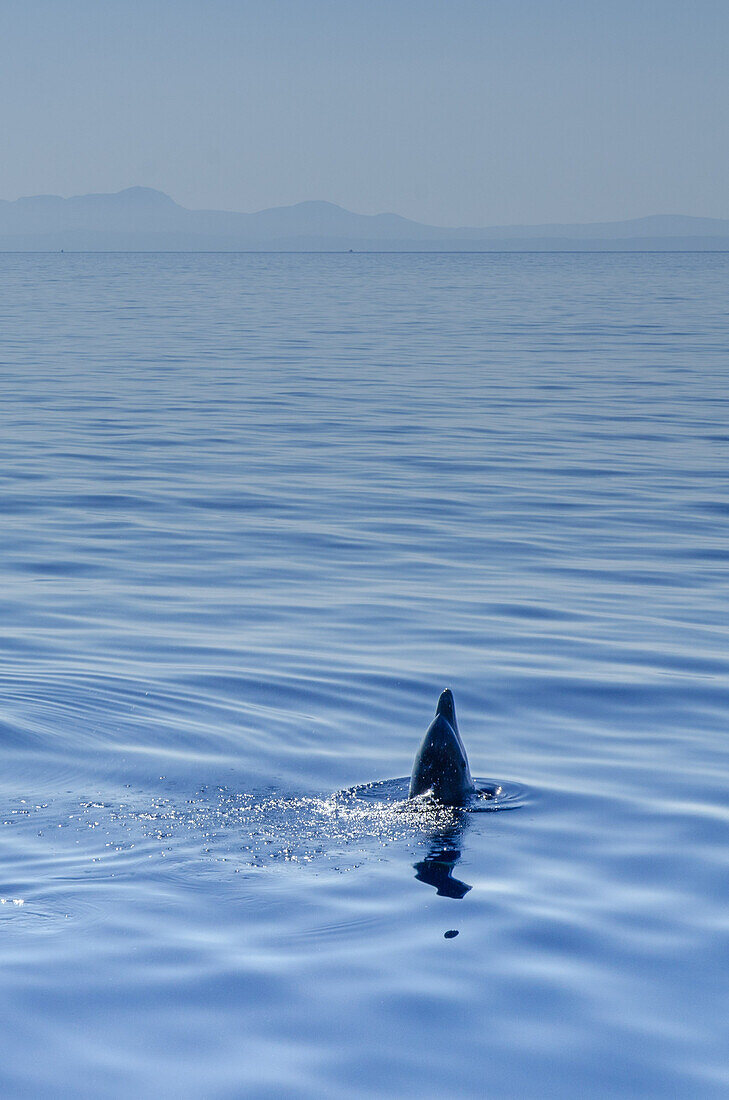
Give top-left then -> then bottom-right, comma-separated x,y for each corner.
3,185 -> 726,231
2,184 -> 728,250
2,0 -> 727,226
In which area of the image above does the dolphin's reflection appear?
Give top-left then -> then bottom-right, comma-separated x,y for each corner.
413,815 -> 472,899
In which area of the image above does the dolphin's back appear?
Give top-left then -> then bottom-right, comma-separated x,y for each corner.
409,706 -> 475,805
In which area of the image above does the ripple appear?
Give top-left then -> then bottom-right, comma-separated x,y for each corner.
3,252 -> 729,1098
342,777 -> 530,813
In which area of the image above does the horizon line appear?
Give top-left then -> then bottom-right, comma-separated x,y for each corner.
3,249 -> 729,256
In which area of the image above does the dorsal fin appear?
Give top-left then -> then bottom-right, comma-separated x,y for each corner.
435,688 -> 468,755
435,688 -> 457,734
409,690 -> 475,805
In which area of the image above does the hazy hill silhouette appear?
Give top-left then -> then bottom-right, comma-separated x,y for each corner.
1,187 -> 728,250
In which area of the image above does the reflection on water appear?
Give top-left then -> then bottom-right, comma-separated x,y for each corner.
413,818 -> 472,899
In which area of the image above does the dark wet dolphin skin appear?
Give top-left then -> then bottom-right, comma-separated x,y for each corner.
408,689 -> 476,805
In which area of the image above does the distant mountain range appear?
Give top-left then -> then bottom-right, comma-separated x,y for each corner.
1,187 -> 728,251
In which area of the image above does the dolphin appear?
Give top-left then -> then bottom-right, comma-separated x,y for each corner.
409,689 -> 476,805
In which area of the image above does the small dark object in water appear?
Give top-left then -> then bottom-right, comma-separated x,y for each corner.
409,689 -> 476,805
444,930 -> 459,939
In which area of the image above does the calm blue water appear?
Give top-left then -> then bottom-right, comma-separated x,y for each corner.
1,252 -> 729,1098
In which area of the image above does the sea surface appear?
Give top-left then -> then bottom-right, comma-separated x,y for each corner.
1,251 -> 728,1098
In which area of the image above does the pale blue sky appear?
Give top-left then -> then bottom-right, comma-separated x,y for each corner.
2,0 -> 727,225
